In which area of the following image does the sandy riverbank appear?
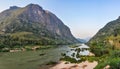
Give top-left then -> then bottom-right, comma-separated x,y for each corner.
50,61 -> 98,69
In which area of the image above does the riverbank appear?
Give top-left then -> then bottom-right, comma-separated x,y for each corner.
48,44 -> 98,69
50,61 -> 98,69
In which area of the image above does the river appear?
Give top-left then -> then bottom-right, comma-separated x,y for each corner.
0,44 -> 90,69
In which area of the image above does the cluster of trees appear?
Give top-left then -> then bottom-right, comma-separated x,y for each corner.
90,41 -> 110,57
89,40 -> 120,69
0,32 -> 71,52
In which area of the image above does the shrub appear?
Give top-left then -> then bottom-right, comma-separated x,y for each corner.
46,61 -> 58,65
109,58 -> 120,69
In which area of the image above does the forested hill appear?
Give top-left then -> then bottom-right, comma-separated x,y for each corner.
88,16 -> 120,52
0,4 -> 78,49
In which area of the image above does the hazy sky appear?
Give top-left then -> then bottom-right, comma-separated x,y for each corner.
0,0 -> 120,39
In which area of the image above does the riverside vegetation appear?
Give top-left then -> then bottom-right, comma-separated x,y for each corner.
88,16 -> 120,69
1,3 -> 120,69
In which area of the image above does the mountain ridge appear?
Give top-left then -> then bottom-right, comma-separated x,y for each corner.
88,16 -> 120,49
0,4 -> 78,48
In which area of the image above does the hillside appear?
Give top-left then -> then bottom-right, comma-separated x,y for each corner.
88,16 -> 120,69
88,16 -> 120,49
0,4 -> 78,49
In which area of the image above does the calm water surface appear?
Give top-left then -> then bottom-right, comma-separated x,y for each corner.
0,44 -> 90,69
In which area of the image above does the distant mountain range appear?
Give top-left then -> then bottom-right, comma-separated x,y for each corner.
88,16 -> 120,49
77,37 -> 91,43
77,38 -> 87,43
0,4 -> 78,48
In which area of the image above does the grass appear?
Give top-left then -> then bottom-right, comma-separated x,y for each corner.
94,50 -> 120,69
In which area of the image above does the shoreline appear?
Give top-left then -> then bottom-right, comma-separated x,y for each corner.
50,61 -> 98,69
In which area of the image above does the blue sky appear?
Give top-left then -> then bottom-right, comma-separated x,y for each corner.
0,0 -> 120,39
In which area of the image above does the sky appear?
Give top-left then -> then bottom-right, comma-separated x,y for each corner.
0,0 -> 120,39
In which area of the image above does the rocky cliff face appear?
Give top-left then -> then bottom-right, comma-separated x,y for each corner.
0,4 -> 78,47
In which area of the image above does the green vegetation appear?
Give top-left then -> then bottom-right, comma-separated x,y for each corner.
0,4 -> 78,52
94,50 -> 120,69
89,34 -> 120,68
71,53 -> 75,57
60,44 -> 92,63
69,45 -> 79,48
89,40 -> 120,69
60,55 -> 81,63
86,17 -> 120,68
0,32 -> 72,52
60,53 -> 98,63
69,44 -> 81,48
46,61 -> 58,65
0,42 -> 56,52
87,17 -> 120,69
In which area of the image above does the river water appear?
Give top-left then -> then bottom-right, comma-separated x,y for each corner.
62,44 -> 90,60
0,44 -> 90,69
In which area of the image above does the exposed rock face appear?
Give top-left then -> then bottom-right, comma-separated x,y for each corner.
0,4 -> 78,46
